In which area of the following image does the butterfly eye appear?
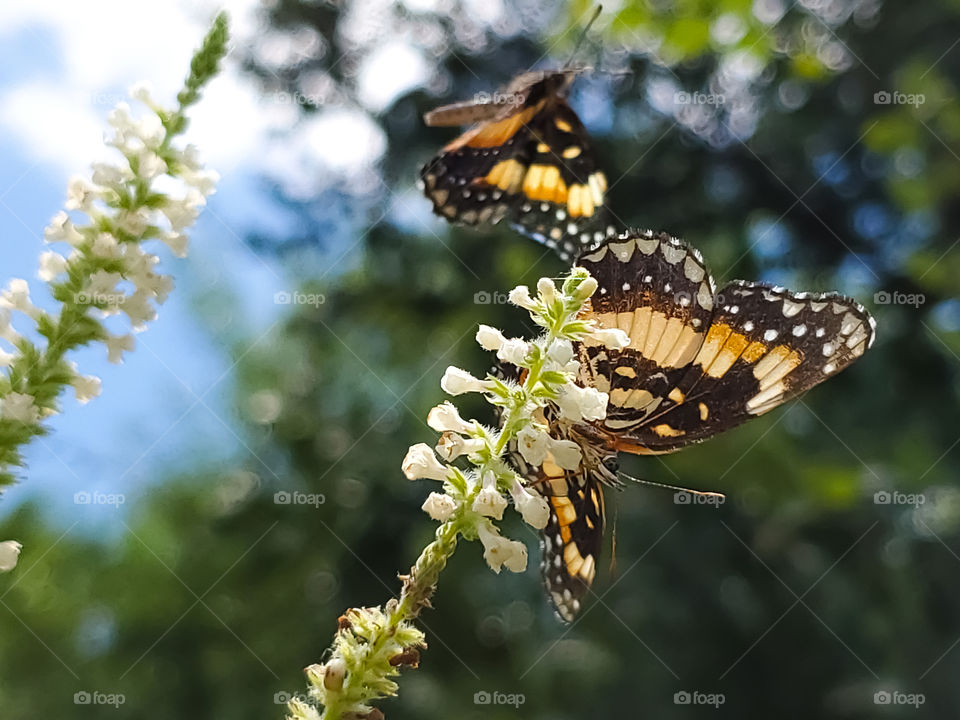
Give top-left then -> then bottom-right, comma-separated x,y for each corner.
602,456 -> 618,473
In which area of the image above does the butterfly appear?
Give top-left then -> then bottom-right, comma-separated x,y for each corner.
420,70 -> 615,261
508,229 -> 877,621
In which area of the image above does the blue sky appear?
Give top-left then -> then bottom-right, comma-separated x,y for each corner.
0,4 -> 288,526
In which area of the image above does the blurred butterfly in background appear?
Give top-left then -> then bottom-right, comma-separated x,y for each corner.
508,230 -> 877,621
420,9 -> 615,261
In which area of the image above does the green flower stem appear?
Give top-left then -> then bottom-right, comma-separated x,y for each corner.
319,522 -> 459,720
393,519 -> 459,622
166,12 -> 229,138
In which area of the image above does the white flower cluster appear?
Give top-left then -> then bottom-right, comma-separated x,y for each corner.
0,82 -> 217,421
402,270 -> 628,575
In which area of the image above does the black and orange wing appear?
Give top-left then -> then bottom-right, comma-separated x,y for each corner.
508,101 -> 614,260
574,230 -> 716,438
574,232 -> 877,454
615,280 -> 876,453
515,450 -> 607,623
420,72 -> 613,261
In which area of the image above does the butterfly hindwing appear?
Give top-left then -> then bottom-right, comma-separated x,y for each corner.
508,101 -> 613,260
534,457 -> 606,623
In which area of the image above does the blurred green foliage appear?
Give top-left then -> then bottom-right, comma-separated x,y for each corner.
3,1 -> 960,719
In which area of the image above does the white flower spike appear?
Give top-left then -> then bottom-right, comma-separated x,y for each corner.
0,13 -> 227,487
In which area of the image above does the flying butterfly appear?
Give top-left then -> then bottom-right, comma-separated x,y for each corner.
419,0 -> 616,263
508,230 -> 876,621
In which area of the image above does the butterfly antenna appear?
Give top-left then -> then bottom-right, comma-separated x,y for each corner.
617,471 -> 725,502
564,4 -> 603,70
609,499 -> 618,577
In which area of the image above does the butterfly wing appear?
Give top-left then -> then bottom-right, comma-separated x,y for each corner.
575,230 -> 716,438
420,73 -> 612,261
574,232 -> 877,454
518,451 -> 606,622
614,280 -> 876,453
508,101 -> 614,260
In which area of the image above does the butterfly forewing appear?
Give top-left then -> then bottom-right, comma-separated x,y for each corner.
572,232 -> 876,454
575,231 -> 715,440
613,280 -> 876,452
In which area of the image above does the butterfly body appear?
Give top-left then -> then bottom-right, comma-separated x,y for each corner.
508,230 -> 876,621
421,70 -> 614,260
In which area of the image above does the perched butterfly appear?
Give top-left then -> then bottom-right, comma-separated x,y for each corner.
509,230 -> 877,621
420,70 -> 614,261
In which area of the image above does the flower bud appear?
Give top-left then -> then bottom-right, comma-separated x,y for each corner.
426,402 -> 474,435
510,479 -> 550,529
475,324 -> 506,351
323,657 -> 347,692
422,492 -> 458,522
507,285 -> 538,311
401,444 -> 449,482
536,277 -> 558,304
440,367 -> 488,396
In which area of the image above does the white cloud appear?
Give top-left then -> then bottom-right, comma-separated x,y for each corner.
0,0 -> 388,198
357,41 -> 430,113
